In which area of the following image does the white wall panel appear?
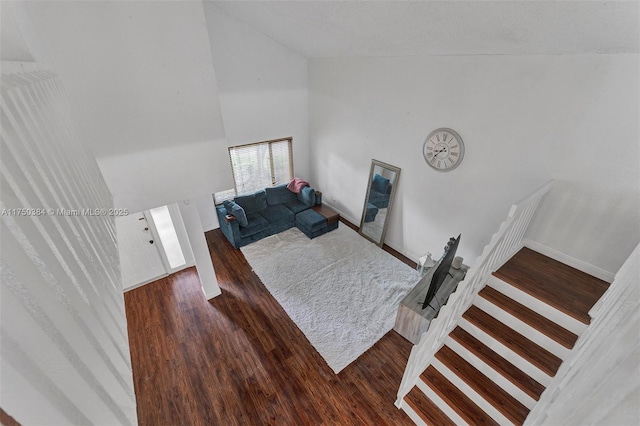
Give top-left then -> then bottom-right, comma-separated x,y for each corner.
1,67 -> 136,424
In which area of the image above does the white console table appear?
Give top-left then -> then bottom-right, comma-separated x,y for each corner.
393,264 -> 468,344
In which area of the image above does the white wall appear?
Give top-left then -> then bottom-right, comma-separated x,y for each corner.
26,0 -> 233,214
203,2 -> 310,192
525,180 -> 639,280
309,54 -> 639,273
1,66 -> 136,425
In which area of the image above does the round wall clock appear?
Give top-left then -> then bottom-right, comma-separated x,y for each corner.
423,128 -> 465,172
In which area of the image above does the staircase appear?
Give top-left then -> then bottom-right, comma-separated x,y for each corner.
401,247 -> 610,425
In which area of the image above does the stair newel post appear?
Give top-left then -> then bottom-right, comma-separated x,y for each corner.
396,181 -> 554,407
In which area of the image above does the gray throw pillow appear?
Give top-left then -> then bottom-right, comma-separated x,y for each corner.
223,200 -> 248,227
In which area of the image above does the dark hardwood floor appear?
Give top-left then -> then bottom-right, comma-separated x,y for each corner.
125,227 -> 414,425
493,247 -> 609,324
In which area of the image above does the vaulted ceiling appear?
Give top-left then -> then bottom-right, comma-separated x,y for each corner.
210,0 -> 639,57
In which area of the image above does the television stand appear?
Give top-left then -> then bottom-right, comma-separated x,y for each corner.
393,263 -> 468,344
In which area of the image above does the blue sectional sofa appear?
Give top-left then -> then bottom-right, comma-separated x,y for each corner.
216,184 -> 337,248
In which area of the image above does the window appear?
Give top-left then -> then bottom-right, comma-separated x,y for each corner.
214,137 -> 293,204
148,205 -> 186,269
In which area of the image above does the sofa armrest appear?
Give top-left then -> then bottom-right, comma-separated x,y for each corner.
216,205 -> 241,248
297,186 -> 316,207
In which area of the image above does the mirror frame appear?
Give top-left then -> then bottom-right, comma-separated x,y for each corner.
358,159 -> 401,247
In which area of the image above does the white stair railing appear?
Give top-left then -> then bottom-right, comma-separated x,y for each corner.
396,180 -> 554,406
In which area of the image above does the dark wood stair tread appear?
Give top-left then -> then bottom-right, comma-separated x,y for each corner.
463,305 -> 562,376
450,326 -> 545,401
436,345 -> 529,425
421,366 -> 498,426
405,387 -> 456,426
479,286 -> 578,349
493,248 -> 609,324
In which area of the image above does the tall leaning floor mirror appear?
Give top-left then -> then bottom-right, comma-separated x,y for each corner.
359,160 -> 401,247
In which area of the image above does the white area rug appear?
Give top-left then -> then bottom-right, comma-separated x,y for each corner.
241,225 -> 420,373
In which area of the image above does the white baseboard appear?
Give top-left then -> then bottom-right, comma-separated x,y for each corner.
322,201 -> 358,228
203,223 -> 217,232
522,239 -> 615,283
123,273 -> 168,292
122,262 -> 196,293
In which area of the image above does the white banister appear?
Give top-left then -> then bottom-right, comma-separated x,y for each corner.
396,180 -> 554,406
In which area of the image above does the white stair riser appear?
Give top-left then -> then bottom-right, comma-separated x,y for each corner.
399,399 -> 428,426
474,298 -> 570,359
432,358 -> 514,425
444,338 -> 537,410
459,318 -> 553,387
487,276 -> 586,335
417,376 -> 470,426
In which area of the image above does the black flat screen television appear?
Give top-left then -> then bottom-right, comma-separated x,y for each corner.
422,234 -> 461,310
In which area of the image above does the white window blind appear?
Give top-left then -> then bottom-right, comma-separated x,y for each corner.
214,138 -> 293,204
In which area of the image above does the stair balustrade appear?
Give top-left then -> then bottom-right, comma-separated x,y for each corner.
396,180 -> 554,406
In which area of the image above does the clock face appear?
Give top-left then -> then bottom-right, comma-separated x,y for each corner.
423,128 -> 465,172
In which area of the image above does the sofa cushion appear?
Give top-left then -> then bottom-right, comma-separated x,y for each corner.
371,173 -> 390,193
296,186 -> 316,206
235,190 -> 267,215
265,184 -> 297,205
259,204 -> 294,226
238,213 -> 269,238
283,199 -> 309,214
296,209 -> 326,232
223,200 -> 248,227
